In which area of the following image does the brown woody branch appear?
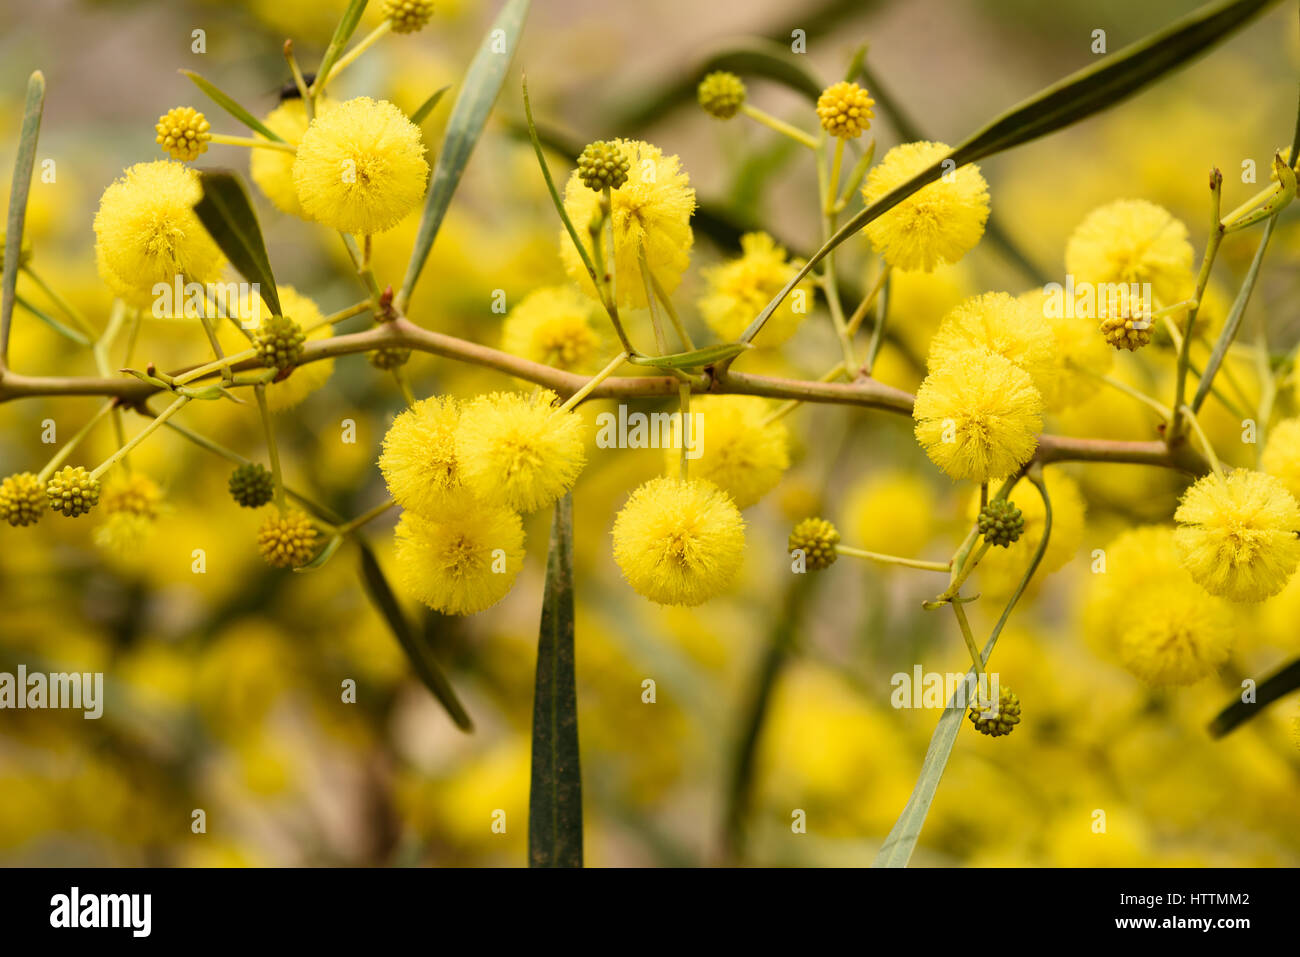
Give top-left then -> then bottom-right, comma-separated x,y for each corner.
0,316 -> 1207,474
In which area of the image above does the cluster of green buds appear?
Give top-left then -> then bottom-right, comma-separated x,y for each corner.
977,498 -> 1025,548
0,473 -> 46,526
383,0 -> 436,33
254,316 -> 307,371
229,463 -> 276,508
968,687 -> 1021,737
788,517 -> 840,570
697,71 -> 746,119
369,345 -> 412,370
45,466 -> 101,518
576,140 -> 630,192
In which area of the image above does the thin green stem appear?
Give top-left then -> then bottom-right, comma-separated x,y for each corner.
649,269 -> 694,350
321,21 -> 392,90
836,544 -> 950,573
335,498 -> 397,536
208,133 -> 297,153
1171,170 -> 1223,439
559,351 -> 629,412
739,103 -> 818,150
37,400 -> 115,482
678,381 -> 691,481
89,394 -> 188,482
255,384 -> 286,510
951,600 -> 984,675
21,265 -> 98,340
1180,404 -> 1224,479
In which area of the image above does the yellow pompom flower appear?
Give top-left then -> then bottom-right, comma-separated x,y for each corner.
501,286 -> 609,373
663,396 -> 789,509
612,476 -> 746,606
928,292 -> 1059,398
221,286 -> 334,411
1064,200 -> 1195,308
384,0 -> 435,32
862,141 -> 989,273
698,232 -> 808,345
816,81 -> 875,138
93,160 -> 225,305
1018,288 -> 1112,411
292,97 -> 428,235
1260,417 -> 1300,500
154,107 -> 212,161
1174,469 -> 1300,602
913,347 -> 1044,483
1085,525 -> 1236,684
560,139 -> 695,309
257,508 -> 320,568
844,472 -> 935,557
394,491 -> 525,615
455,390 -> 586,513
378,395 -> 463,517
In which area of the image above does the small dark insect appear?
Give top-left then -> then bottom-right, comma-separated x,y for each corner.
278,73 -> 316,102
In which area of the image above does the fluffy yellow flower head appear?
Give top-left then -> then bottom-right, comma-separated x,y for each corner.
1084,525 -> 1234,685
698,232 -> 808,345
862,141 -> 989,273
928,292 -> 1059,398
378,395 -> 462,516
913,347 -> 1043,483
501,285 -> 608,373
1260,417 -> 1300,501
1065,200 -> 1194,307
394,491 -> 525,615
560,139 -> 695,309
816,81 -> 874,139
455,390 -> 586,513
100,473 -> 163,519
612,476 -> 746,606
250,99 -> 336,218
1018,288 -> 1112,410
844,472 -> 935,557
1174,469 -> 1300,602
221,286 -> 334,411
93,160 -> 225,305
663,396 -> 789,509
292,97 -> 428,234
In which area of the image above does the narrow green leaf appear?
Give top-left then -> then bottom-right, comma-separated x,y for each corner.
357,539 -> 473,731
874,471 -> 1052,867
529,492 -> 582,868
1,71 -> 45,363
1191,216 -> 1275,414
193,171 -> 282,318
181,71 -> 287,143
315,0 -> 371,93
628,342 -> 752,370
398,0 -> 530,310
1209,657 -> 1300,737
739,0 -> 1279,348
410,85 -> 451,125
15,291 -> 91,347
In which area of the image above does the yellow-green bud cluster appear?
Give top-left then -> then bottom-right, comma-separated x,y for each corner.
257,509 -> 319,568
977,498 -> 1024,548
383,0 -> 435,33
788,517 -> 839,570
229,463 -> 275,508
369,345 -> 412,370
1100,310 -> 1153,351
968,687 -> 1021,737
697,71 -> 746,120
254,316 -> 306,370
155,106 -> 212,162
576,141 -> 630,192
0,472 -> 46,527
816,81 -> 875,139
45,466 -> 101,518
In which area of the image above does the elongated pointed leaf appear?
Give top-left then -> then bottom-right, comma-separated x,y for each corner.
739,0 -> 1280,347
357,539 -> 473,731
193,171 -> 282,318
874,473 -> 1052,867
1209,657 -> 1300,736
1191,216 -> 1275,413
181,71 -> 286,143
315,0 -> 370,92
398,0 -> 530,310
410,85 -> 451,125
529,492 -> 582,867
628,342 -> 751,370
1,71 -> 45,361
